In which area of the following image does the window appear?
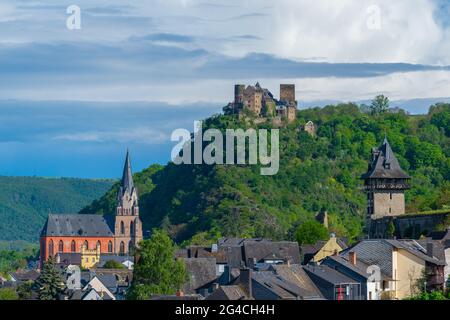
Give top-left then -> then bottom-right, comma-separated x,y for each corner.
96,240 -> 101,250
58,240 -> 64,253
120,241 -> 125,254
390,193 -> 393,200
84,240 -> 89,250
48,240 -> 54,257
389,207 -> 392,213
130,221 -> 134,236
108,241 -> 113,253
71,240 -> 76,252
120,221 -> 125,234
128,241 -> 133,253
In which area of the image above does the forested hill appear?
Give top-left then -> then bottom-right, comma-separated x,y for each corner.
81,103 -> 450,244
0,177 -> 114,242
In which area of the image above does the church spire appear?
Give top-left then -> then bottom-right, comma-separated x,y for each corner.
121,149 -> 134,193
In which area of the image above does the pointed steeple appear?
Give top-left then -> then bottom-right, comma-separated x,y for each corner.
121,149 -> 134,193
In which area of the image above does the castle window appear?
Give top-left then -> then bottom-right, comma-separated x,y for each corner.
389,207 -> 392,213
58,240 -> 64,253
390,193 -> 393,200
48,240 -> 54,257
120,221 -> 125,234
71,240 -> 76,252
120,242 -> 125,254
84,240 -> 89,250
108,241 -> 113,253
130,221 -> 134,236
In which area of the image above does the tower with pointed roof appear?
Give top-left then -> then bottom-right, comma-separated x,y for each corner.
114,150 -> 143,255
362,137 -> 411,221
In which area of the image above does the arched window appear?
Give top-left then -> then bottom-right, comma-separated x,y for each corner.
108,241 -> 113,253
130,221 -> 134,236
84,240 -> 89,250
119,241 -> 125,254
71,240 -> 76,252
128,241 -> 133,253
120,221 -> 125,234
96,240 -> 101,250
58,240 -> 64,253
48,240 -> 54,257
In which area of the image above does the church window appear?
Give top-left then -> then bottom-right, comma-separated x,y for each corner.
84,240 -> 89,250
128,241 -> 133,253
108,241 -> 113,253
48,240 -> 54,257
71,240 -> 76,252
97,240 -> 101,250
130,221 -> 134,236
120,221 -> 125,234
120,241 -> 125,254
58,240 -> 64,253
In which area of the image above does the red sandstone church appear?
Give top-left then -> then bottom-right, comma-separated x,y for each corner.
39,151 -> 143,265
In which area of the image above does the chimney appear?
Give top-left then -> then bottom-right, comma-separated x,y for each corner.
349,252 -> 357,266
426,242 -> 434,258
239,268 -> 253,298
176,290 -> 184,297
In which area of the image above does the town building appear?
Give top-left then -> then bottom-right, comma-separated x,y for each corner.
40,151 -> 143,266
300,235 -> 348,265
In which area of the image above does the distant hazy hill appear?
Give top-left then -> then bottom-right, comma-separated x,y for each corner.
82,103 -> 450,244
0,177 -> 114,243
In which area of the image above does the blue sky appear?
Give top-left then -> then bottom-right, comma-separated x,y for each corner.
0,0 -> 450,178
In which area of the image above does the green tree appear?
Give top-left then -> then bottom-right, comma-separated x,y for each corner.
36,257 -> 65,300
386,221 -> 396,238
16,280 -> 34,300
295,220 -> 329,245
127,230 -> 187,300
370,95 -> 390,114
0,288 -> 18,300
103,260 -> 125,269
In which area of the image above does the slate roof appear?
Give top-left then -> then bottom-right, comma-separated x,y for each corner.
304,264 -> 358,285
10,270 -> 40,282
270,265 -> 324,299
56,253 -> 82,266
98,254 -> 133,267
96,274 -> 118,293
41,214 -> 114,237
206,285 -> 251,300
243,240 -> 301,265
361,137 -> 410,180
183,258 -> 218,294
120,149 -> 135,194
386,239 -> 445,265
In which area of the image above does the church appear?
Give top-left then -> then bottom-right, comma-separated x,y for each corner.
39,151 -> 143,265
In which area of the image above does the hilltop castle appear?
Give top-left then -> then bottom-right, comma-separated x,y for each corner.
224,83 -> 298,123
40,151 -> 143,265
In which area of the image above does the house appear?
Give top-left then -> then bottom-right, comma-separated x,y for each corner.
206,285 -> 251,300
9,270 -> 40,283
301,235 -> 348,264
304,264 -> 363,300
182,258 -> 218,296
302,121 -> 317,136
321,253 -> 391,300
82,275 -> 117,300
341,239 -> 446,299
98,254 -> 134,270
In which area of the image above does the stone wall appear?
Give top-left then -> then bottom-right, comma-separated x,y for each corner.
372,191 -> 405,218
369,212 -> 449,239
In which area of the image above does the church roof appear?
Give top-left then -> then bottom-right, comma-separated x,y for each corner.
361,137 -> 410,180
121,150 -> 134,193
41,214 -> 114,237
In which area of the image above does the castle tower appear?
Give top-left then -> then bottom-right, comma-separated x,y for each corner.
280,84 -> 297,106
234,84 -> 245,105
114,150 -> 143,255
361,137 -> 410,222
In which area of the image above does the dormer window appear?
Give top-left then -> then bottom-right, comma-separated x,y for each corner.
384,163 -> 391,169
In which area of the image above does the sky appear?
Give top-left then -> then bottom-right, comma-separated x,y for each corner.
0,0 -> 449,178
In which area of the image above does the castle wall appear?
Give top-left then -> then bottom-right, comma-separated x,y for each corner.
369,212 -> 449,239
372,191 -> 405,219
